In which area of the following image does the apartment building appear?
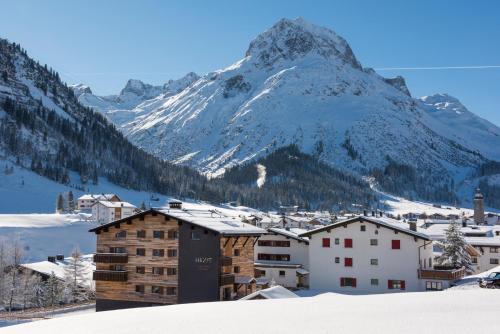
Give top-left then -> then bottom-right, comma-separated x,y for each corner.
92,200 -> 137,224
78,194 -> 121,210
89,203 -> 265,311
254,227 -> 309,288
301,216 -> 464,293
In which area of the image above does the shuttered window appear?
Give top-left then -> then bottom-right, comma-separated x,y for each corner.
340,277 -> 357,287
344,238 -> 353,248
392,240 -> 401,249
322,238 -> 330,248
388,280 -> 405,290
344,258 -> 353,267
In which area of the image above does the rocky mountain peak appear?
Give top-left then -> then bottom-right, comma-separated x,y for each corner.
245,17 -> 361,69
383,76 -> 411,97
163,72 -> 200,94
70,83 -> 92,97
419,93 -> 468,115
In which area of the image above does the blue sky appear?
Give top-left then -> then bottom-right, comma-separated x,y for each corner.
1,0 -> 499,125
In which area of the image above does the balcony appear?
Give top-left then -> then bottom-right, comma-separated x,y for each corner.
220,256 -> 233,267
220,274 -> 235,286
418,267 -> 465,280
93,270 -> 128,282
93,253 -> 128,264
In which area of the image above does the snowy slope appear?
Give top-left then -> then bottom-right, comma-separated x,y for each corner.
3,290 -> 500,334
76,18 -> 497,193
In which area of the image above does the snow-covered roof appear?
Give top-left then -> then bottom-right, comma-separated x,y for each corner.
240,285 -> 298,300
78,194 -> 118,201
301,216 -> 431,240
158,208 -> 265,235
267,227 -> 309,243
96,201 -> 136,208
4,290 -> 500,334
21,254 -> 95,288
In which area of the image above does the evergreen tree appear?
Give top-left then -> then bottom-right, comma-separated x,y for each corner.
56,194 -> 64,213
140,201 -> 147,211
63,248 -> 90,303
67,191 -> 75,212
44,272 -> 62,308
436,221 -> 474,273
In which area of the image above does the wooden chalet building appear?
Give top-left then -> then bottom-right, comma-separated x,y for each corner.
89,202 -> 265,311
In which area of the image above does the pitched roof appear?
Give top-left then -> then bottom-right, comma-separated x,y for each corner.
300,216 -> 431,240
267,227 -> 309,244
96,201 -> 136,208
240,285 -> 298,300
89,208 -> 265,236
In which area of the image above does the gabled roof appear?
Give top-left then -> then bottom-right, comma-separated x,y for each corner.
267,227 -> 309,244
96,200 -> 136,208
89,208 -> 265,236
240,285 -> 298,300
300,216 -> 431,241
78,194 -> 120,201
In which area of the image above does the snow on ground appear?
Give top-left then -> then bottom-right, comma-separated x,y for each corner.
450,265 -> 500,290
0,214 -> 97,262
3,290 -> 500,334
0,158 -> 172,214
240,285 -> 298,300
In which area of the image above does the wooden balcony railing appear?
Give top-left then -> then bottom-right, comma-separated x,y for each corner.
93,253 -> 128,264
220,274 -> 235,286
418,267 -> 465,280
93,270 -> 128,282
220,256 -> 233,267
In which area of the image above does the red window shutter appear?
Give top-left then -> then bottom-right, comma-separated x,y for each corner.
352,278 -> 357,287
322,238 -> 330,248
392,240 -> 400,249
401,280 -> 405,290
388,280 -> 393,289
340,277 -> 345,287
344,238 -> 353,248
345,258 -> 353,267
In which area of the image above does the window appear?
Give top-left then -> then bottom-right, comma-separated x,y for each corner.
109,264 -> 125,271
136,266 -> 145,274
257,240 -> 290,247
370,239 -> 378,246
115,230 -> 126,239
153,231 -> 164,239
322,238 -> 330,248
340,277 -> 356,287
151,286 -> 163,294
344,258 -> 353,267
167,230 -> 178,240
167,249 -> 178,257
334,238 -> 340,245
370,259 -> 378,266
391,240 -> 401,249
388,280 -> 405,290
136,248 -> 146,256
137,230 -> 146,238
191,231 -> 200,240
135,285 -> 145,293
167,267 -> 177,276
490,258 -> 499,265
428,257 -> 432,268
234,266 -> 240,273
279,270 -> 286,277
371,278 -> 379,286
472,257 -> 478,264
152,267 -> 164,275
335,257 -> 340,264
360,225 -> 366,232
426,281 -> 443,291
153,249 -> 165,257
110,247 -> 126,254
257,254 -> 290,261
344,238 -> 353,248
490,247 -> 499,253
234,249 -> 240,256
166,287 -> 177,296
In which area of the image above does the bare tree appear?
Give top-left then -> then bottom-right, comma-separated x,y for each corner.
6,240 -> 24,312
63,248 -> 90,303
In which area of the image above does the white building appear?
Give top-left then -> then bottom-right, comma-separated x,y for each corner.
254,228 -> 309,288
78,194 -> 121,210
92,200 -> 137,224
301,216 -> 463,293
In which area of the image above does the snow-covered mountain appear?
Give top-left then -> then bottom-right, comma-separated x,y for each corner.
72,72 -> 199,126
74,18 -> 500,201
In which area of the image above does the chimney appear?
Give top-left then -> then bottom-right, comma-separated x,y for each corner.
371,211 -> 375,217
462,219 -> 467,228
379,211 -> 383,217
47,256 -> 56,263
363,210 -> 367,216
56,254 -> 64,261
409,222 -> 417,232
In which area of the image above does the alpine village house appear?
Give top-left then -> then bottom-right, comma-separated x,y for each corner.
89,201 -> 265,311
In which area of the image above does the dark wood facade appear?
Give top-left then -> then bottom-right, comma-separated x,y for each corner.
90,210 -> 261,311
